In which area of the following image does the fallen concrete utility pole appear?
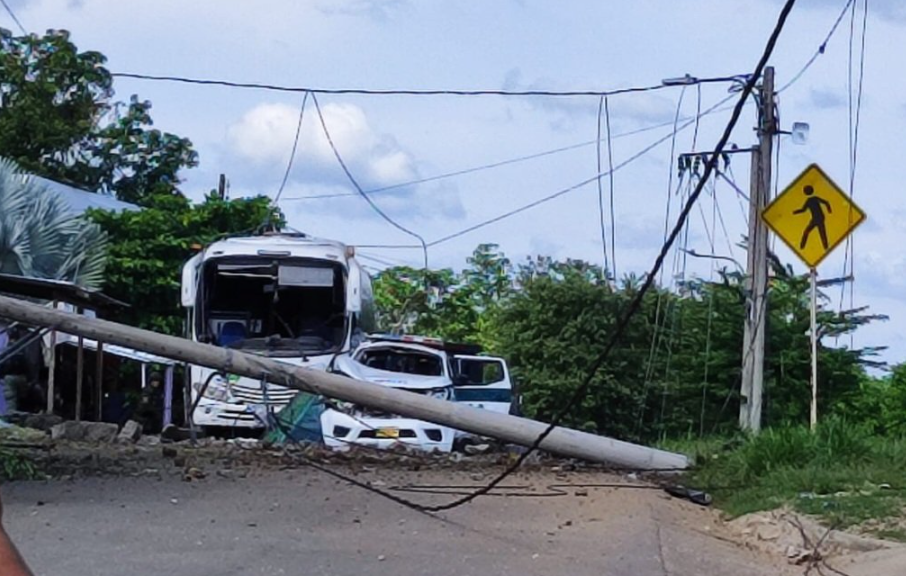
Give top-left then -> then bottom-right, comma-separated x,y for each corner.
0,294 -> 688,471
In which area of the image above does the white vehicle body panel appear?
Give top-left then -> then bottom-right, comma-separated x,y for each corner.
321,341 -> 456,452
451,355 -> 514,414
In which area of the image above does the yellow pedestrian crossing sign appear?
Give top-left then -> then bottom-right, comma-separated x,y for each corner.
762,164 -> 865,269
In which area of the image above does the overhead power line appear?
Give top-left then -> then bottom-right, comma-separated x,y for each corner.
422,93 -> 737,249
407,0 -> 800,513
273,92 -> 309,206
0,0 -> 26,35
353,93 -> 739,253
310,93 -> 429,271
112,71 -> 744,97
778,0 -> 856,92
282,112 -> 732,202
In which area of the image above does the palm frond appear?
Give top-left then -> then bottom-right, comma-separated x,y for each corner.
0,157 -> 109,289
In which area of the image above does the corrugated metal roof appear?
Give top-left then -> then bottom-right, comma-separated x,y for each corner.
33,176 -> 139,215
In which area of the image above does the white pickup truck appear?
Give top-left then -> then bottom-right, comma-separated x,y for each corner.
320,335 -> 514,452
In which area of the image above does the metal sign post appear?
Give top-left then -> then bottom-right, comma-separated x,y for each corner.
763,163 -> 866,431
809,268 -> 818,430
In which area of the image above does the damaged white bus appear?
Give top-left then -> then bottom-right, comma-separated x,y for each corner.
180,233 -> 375,430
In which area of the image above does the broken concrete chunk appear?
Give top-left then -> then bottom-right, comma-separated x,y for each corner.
116,420 -> 143,443
51,421 -> 85,442
84,422 -> 119,443
22,413 -> 63,431
50,421 -> 118,443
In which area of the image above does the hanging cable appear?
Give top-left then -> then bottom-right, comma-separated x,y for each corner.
281,108 -> 739,202
273,92 -> 309,206
605,97 -> 618,281
227,0 -> 798,515
777,0 -> 856,92
112,71 -> 744,97
310,93 -> 429,272
635,88 -> 688,435
838,0 -> 867,342
595,96 -> 611,276
423,93 -> 736,250
0,0 -> 26,35
406,0 -> 798,512
698,178 -> 719,437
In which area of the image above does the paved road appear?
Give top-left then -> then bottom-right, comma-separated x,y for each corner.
4,467 -> 792,576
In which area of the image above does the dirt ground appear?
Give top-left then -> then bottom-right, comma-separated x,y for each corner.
3,462 -> 797,576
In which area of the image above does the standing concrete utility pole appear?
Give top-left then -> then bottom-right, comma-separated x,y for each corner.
0,294 -> 689,471
739,67 -> 775,433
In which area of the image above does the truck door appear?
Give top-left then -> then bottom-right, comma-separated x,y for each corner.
451,356 -> 513,414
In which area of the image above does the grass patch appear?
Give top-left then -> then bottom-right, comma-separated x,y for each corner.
0,448 -> 40,481
666,418 -> 906,534
869,528 -> 906,542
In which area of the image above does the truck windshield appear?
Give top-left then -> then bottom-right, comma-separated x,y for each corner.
357,347 -> 443,376
199,258 -> 347,356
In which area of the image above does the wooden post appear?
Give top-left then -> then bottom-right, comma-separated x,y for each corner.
810,268 -> 818,431
46,300 -> 58,415
95,342 -> 104,421
163,365 -> 174,428
75,334 -> 84,421
0,294 -> 689,471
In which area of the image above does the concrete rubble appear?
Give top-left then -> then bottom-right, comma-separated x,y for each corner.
50,421 -> 118,443
116,421 -> 142,444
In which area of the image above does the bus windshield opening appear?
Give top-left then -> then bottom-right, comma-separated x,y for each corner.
199,258 -> 347,356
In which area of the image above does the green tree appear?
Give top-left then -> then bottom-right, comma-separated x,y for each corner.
377,245 -> 884,442
0,29 -> 197,206
0,158 -> 107,288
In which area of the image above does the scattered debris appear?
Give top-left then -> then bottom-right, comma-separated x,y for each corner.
663,484 -> 712,507
183,467 -> 206,482
728,508 -> 891,562
463,443 -> 491,455
116,420 -> 143,444
50,421 -> 118,443
5,413 -> 64,432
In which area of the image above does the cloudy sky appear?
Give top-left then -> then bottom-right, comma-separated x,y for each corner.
8,0 -> 906,363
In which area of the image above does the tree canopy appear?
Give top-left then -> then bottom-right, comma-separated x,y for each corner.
0,28 -> 280,331
0,157 -> 107,288
373,244 -> 886,441
0,29 -> 197,206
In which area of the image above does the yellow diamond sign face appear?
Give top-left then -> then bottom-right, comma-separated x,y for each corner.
762,164 -> 866,269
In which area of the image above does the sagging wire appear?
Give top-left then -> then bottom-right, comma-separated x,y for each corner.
0,0 -> 26,35
699,177 -> 720,437
636,86 -> 690,437
112,71 -> 745,98
838,0 -> 868,348
183,0 -> 798,516
282,105 -> 740,203
425,6 -> 798,507
309,93 -> 430,275
605,97 -> 618,281
273,92 -> 310,206
777,0 -> 857,93
595,95 -> 611,276
349,93 -> 740,253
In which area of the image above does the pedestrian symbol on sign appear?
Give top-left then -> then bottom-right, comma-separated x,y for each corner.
762,164 -> 865,269
794,185 -> 832,250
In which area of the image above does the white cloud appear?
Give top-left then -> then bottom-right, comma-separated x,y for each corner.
226,101 -> 416,187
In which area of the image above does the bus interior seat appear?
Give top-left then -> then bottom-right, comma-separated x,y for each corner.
218,321 -> 247,347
